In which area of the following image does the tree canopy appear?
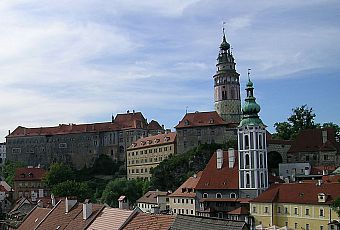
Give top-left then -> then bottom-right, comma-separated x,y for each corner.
331,197 -> 340,217
2,161 -> 25,186
101,178 -> 149,207
43,163 -> 75,188
150,143 -> 232,191
52,180 -> 93,202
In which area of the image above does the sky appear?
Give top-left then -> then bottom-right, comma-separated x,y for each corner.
0,0 -> 339,141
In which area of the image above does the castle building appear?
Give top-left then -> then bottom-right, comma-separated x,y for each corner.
238,78 -> 268,198
126,132 -> 176,180
6,111 -> 164,169
213,31 -> 241,124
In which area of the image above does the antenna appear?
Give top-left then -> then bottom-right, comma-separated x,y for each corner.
186,106 -> 188,114
247,68 -> 251,81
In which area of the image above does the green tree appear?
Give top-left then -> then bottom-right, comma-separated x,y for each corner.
43,163 -> 75,189
331,197 -> 340,217
52,180 -> 93,202
150,143 -> 226,191
90,154 -> 121,175
273,105 -> 317,140
2,161 -> 25,186
101,178 -> 147,207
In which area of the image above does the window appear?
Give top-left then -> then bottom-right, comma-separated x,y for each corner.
246,173 -> 250,187
294,223 -> 298,229
284,207 -> 288,214
264,207 -> 269,213
245,135 -> 249,149
285,222 -> 288,227
59,143 -> 67,148
306,155 -> 310,161
191,210 -> 193,215
216,193 -> 222,198
173,209 -> 176,213
320,208 -> 324,217
320,226 -> 324,230
245,154 -> 250,168
294,207 -> 298,215
306,224 -> 310,230
252,206 -> 256,213
277,207 -> 281,213
324,155 -> 328,160
203,193 -> 208,198
174,198 -> 176,203
230,193 -> 237,198
305,208 -> 310,215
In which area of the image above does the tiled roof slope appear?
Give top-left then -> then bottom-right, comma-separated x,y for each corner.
196,150 -> 239,190
36,199 -> 104,230
175,111 -> 226,129
251,182 -> 340,205
147,120 -> 163,130
169,171 -> 202,198
170,215 -> 248,230
122,212 -> 175,230
137,191 -> 170,204
128,132 -> 176,150
288,128 -> 340,154
17,207 -> 51,230
8,111 -> 163,138
87,207 -> 134,230
15,167 -> 46,181
228,206 -> 249,215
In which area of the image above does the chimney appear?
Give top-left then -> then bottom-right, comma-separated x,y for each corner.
51,194 -> 56,207
83,199 -> 93,220
216,149 -> 223,169
8,130 -> 10,135
37,200 -> 43,207
322,130 -> 327,144
304,166 -> 310,176
316,179 -> 323,186
65,197 -> 77,213
228,148 -> 235,168
118,196 -> 129,209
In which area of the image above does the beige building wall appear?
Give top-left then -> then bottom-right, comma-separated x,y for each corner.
251,202 -> 339,230
127,143 -> 175,180
169,196 -> 196,215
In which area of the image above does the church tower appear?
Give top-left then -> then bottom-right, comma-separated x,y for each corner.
238,75 -> 268,198
213,30 -> 241,124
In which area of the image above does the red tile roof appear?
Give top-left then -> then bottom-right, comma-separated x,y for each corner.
0,185 -> 7,192
137,191 -> 170,204
288,128 -> 340,154
128,132 -> 176,150
122,212 -> 175,230
169,171 -> 202,198
147,120 -> 163,130
17,207 -> 51,230
175,111 -> 226,129
87,207 -> 134,230
36,199 -> 104,230
7,112 -> 162,137
228,206 -> 249,215
251,182 -> 340,205
196,150 -> 239,190
14,167 -> 47,181
322,175 -> 340,183
311,165 -> 336,175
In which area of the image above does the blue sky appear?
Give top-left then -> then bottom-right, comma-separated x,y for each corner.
0,0 -> 339,140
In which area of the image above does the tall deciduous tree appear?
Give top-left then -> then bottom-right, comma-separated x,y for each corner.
273,105 -> 317,140
43,163 -> 75,189
52,180 -> 93,202
2,161 -> 25,186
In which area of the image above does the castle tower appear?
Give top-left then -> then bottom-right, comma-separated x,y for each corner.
238,76 -> 268,198
213,30 -> 241,124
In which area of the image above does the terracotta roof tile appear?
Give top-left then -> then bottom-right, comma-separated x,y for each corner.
169,172 -> 202,198
17,207 -> 51,230
122,212 -> 175,230
175,111 -> 226,129
87,207 -> 134,230
147,120 -> 163,130
227,206 -> 249,215
137,191 -> 170,204
114,112 -> 147,129
128,132 -> 176,150
14,167 -> 47,181
288,128 -> 339,154
251,182 -> 340,205
36,199 -> 104,230
196,150 -> 239,190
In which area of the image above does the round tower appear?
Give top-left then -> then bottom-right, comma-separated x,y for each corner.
213,30 -> 241,124
238,76 -> 268,198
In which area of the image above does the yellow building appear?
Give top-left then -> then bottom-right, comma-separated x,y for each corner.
126,132 -> 176,180
250,182 -> 340,230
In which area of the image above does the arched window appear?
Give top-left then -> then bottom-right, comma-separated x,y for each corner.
259,134 -> 263,149
203,193 -> 208,198
216,193 -> 222,198
230,193 -> 237,199
245,154 -> 250,168
260,172 -> 264,187
260,154 -> 264,168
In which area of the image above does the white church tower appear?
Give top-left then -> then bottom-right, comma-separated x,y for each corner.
238,73 -> 268,198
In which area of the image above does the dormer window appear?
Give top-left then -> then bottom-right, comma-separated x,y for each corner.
184,120 -> 190,126
154,139 -> 160,144
148,140 -> 152,144
20,173 -> 25,178
318,193 -> 327,203
141,141 -> 146,146
209,119 -> 214,124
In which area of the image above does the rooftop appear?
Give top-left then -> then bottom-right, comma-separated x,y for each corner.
122,212 -> 175,230
169,171 -> 202,198
128,132 -> 176,150
14,167 -> 47,181
175,111 -> 226,129
137,191 -> 170,204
